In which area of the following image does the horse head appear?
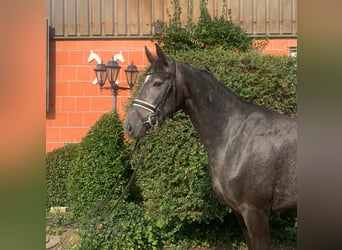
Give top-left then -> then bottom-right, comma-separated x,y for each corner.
113,50 -> 125,63
87,50 -> 102,64
124,44 -> 180,139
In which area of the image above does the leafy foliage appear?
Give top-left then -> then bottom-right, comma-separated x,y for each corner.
77,202 -> 160,250
46,143 -> 79,210
153,0 -> 252,54
133,113 -> 232,247
172,48 -> 297,116
66,111 -> 130,218
270,210 -> 298,243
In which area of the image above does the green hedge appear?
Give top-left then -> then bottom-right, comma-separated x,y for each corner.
134,113 -> 235,247
66,111 -> 130,218
77,202 -> 160,250
172,48 -> 297,116
46,143 -> 79,210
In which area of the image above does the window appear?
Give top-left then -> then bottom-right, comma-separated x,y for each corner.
288,47 -> 297,57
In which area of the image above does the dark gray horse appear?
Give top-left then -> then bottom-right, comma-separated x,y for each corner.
124,44 -> 297,250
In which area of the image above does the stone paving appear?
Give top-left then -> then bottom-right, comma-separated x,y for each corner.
46,235 -> 60,249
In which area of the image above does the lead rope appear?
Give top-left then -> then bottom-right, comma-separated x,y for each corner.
101,136 -> 150,219
60,135 -> 150,228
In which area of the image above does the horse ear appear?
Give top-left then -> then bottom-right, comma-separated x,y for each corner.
145,46 -> 156,64
155,43 -> 168,66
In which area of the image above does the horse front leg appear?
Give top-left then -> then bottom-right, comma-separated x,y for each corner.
241,206 -> 271,250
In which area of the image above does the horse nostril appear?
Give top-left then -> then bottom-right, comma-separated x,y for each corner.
126,123 -> 133,133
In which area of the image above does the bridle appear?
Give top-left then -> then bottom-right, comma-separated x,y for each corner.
132,61 -> 177,128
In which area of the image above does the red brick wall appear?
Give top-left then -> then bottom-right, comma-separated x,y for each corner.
46,38 -> 296,152
262,38 -> 297,55
46,39 -> 155,152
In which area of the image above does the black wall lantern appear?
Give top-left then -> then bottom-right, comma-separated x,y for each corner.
94,57 -> 138,110
125,62 -> 138,89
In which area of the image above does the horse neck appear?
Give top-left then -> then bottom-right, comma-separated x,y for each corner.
177,63 -> 246,151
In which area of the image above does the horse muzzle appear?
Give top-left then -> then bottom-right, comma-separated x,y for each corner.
124,110 -> 147,139
124,108 -> 162,139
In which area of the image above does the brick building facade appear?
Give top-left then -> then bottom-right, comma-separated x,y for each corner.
46,0 -> 297,152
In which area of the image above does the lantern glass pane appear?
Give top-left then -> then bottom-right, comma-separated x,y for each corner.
96,70 -> 107,87
107,67 -> 120,84
126,71 -> 138,88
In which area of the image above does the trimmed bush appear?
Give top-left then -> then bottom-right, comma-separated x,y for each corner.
66,111 -> 130,218
173,48 -> 297,116
78,202 -> 160,250
46,143 -> 79,210
134,113 -> 233,247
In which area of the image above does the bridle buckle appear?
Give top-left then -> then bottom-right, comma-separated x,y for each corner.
145,113 -> 162,127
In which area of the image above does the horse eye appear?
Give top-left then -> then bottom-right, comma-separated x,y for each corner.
153,81 -> 163,87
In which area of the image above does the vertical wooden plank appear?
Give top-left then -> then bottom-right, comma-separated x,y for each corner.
213,0 -> 225,18
282,0 -> 292,33
90,0 -> 101,35
212,0 -> 218,18
269,0 -> 279,34
292,0 -> 296,34
152,0 -> 164,28
252,0 -> 257,35
164,0 -> 174,24
192,0 -> 200,24
265,0 -> 269,33
127,0 -> 139,35
151,0 -> 164,34
207,0 -> 214,18
103,0 -> 114,35
115,0 -> 127,35
256,0 -> 266,34
241,0 -> 253,34
179,0 -> 188,27
77,0 -> 90,35
215,0 -> 225,18
230,0 -> 241,25
52,0 -> 64,36
239,0 -> 243,27
141,0 -> 152,35
66,0 -> 77,36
